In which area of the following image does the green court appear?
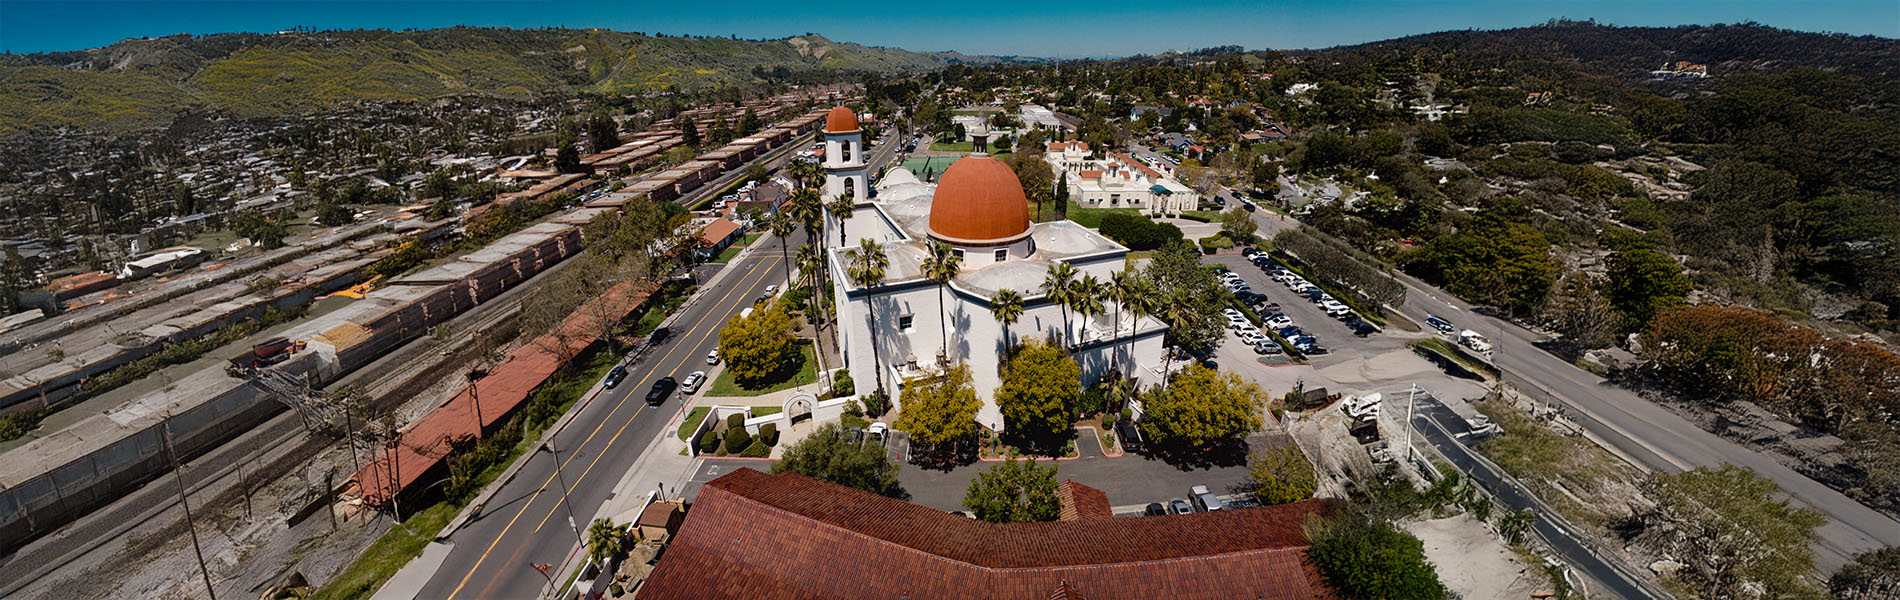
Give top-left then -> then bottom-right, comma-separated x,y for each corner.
900,156 -> 966,180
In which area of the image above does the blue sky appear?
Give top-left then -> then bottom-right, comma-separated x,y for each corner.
1,0 -> 1894,56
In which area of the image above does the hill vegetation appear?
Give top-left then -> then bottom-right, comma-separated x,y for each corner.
0,27 -> 1015,136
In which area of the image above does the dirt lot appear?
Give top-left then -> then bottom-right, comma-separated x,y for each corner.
1406,514 -> 1552,599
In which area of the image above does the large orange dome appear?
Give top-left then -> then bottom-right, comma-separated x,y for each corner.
824,107 -> 859,133
928,156 -> 1033,244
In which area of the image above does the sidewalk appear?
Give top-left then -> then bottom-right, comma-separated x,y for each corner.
536,427 -> 699,599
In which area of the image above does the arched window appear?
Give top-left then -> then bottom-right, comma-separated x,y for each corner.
843,177 -> 856,200
839,140 -> 853,163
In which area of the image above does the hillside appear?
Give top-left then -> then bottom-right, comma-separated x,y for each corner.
0,27 -> 1012,136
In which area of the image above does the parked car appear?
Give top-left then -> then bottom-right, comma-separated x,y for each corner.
1116,420 -> 1143,453
1169,497 -> 1195,515
1426,314 -> 1455,334
681,371 -> 706,393
603,365 -> 629,388
866,422 -> 889,446
1348,319 -> 1378,337
1254,340 -> 1283,355
1265,316 -> 1294,329
1190,485 -> 1224,512
650,327 -> 671,345
1145,502 -> 1169,517
707,348 -> 721,364
644,376 -> 677,405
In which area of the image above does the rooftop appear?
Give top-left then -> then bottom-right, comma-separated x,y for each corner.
640,469 -> 1336,600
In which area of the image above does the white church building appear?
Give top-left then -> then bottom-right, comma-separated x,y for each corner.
819,109 -> 1171,431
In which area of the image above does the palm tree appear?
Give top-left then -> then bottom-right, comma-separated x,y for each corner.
922,241 -> 963,364
989,289 -> 1024,353
769,212 -> 795,289
586,518 -> 628,564
827,193 -> 856,247
846,237 -> 890,398
1107,269 -> 1135,375
1041,262 -> 1077,348
788,187 -> 822,243
797,243 -> 824,327
1120,276 -> 1159,378
789,159 -> 822,191
1070,274 -> 1105,349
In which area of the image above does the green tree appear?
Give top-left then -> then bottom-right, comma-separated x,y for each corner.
1041,261 -> 1077,347
894,363 -> 982,451
1249,443 -> 1318,505
1137,363 -> 1265,447
554,132 -> 585,174
586,112 -> 621,154
718,305 -> 797,388
962,451 -> 1061,523
771,422 -> 904,497
314,200 -> 353,227
679,116 -> 700,148
737,106 -> 760,136
1141,240 -> 1225,355
1221,208 -> 1258,240
1628,466 -> 1827,600
989,289 -> 1025,351
1830,546 -> 1900,600
922,241 -> 963,362
846,238 -> 890,397
586,518 -> 629,563
995,341 -> 1080,443
1305,508 -> 1449,600
1605,248 -> 1690,329
233,209 -> 289,249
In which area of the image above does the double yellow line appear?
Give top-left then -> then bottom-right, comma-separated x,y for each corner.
445,261 -> 773,599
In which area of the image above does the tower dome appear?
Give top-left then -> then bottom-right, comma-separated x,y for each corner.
927,156 -> 1033,245
824,107 -> 860,133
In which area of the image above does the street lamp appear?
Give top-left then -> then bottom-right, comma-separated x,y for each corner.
540,440 -> 584,544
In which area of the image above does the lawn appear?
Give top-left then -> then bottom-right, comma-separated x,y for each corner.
736,232 -> 762,247
707,244 -> 743,264
676,406 -> 711,440
706,343 -> 817,397
751,405 -> 783,417
1060,205 -> 1143,228
929,141 -> 975,153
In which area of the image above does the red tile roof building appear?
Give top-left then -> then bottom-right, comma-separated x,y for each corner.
641,469 -> 1337,600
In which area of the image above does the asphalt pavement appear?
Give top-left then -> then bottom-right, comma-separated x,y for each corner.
418,243 -> 787,600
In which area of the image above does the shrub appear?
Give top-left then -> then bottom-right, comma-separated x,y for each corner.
725,427 -> 753,453
696,429 -> 720,454
739,441 -> 770,457
830,370 -> 855,397
726,413 -> 746,431
1199,234 -> 1235,252
1098,213 -> 1184,251
759,423 -> 780,446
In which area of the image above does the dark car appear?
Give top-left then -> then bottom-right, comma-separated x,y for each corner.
649,327 -> 671,345
1349,320 -> 1378,337
1426,315 -> 1454,334
1145,502 -> 1168,516
644,376 -> 677,405
603,365 -> 629,389
1116,420 -> 1143,453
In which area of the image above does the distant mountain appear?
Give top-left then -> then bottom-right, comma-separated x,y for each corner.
0,27 -> 1023,136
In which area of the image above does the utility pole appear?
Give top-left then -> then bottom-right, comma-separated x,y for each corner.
162,416 -> 218,600
467,367 -> 487,439
542,441 -> 584,544
1402,384 -> 1419,464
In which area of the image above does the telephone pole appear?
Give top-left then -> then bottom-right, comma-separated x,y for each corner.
162,416 -> 218,600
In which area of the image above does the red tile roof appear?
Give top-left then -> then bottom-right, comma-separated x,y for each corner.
698,218 -> 742,246
1056,480 -> 1113,521
641,469 -> 1337,600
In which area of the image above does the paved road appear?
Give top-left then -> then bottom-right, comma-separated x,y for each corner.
1405,393 -> 1669,600
1389,261 -> 1899,569
418,240 -> 789,600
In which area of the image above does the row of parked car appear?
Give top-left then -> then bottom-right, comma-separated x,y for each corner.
1143,484 -> 1259,516
1243,249 -> 1379,337
1218,259 -> 1331,355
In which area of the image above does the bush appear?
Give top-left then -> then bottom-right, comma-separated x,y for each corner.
739,441 -> 770,457
1198,234 -> 1235,252
1306,508 -> 1448,599
726,413 -> 745,431
725,427 -> 753,453
830,370 -> 855,397
696,429 -> 720,454
759,423 -> 780,446
1098,213 -> 1184,251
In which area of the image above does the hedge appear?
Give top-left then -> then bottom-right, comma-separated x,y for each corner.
725,427 -> 753,453
759,423 -> 780,447
696,430 -> 720,454
1099,213 -> 1184,251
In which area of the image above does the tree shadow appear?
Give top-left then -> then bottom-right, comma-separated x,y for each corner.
1142,437 -> 1251,471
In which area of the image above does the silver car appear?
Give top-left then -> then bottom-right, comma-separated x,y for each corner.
681,371 -> 706,393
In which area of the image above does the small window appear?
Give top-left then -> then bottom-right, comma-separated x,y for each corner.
952,248 -> 965,260
898,314 -> 914,330
994,248 -> 1008,262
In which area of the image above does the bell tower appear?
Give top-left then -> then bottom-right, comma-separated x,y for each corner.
822,107 -> 869,205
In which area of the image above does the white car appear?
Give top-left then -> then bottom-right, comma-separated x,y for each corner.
681,371 -> 706,393
707,349 -> 721,364
1265,316 -> 1294,329
1239,331 -> 1266,345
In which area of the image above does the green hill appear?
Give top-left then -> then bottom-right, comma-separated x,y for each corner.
0,27 -> 1012,136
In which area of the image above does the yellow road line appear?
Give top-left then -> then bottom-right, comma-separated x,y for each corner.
533,262 -> 772,531
444,261 -> 767,599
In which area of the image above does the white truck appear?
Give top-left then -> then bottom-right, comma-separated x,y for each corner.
1458,330 -> 1492,355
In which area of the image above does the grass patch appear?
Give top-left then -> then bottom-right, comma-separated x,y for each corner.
1060,206 -> 1143,228
706,343 -> 817,397
1410,338 -> 1497,377
735,232 -> 762,247
677,406 -> 711,440
309,498 -> 459,600
707,244 -> 743,264
929,141 -> 975,152
751,405 -> 782,417
1471,397 -> 1639,527
842,413 -> 871,429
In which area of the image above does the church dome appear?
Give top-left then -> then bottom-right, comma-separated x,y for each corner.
824,107 -> 859,133
928,156 -> 1033,245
